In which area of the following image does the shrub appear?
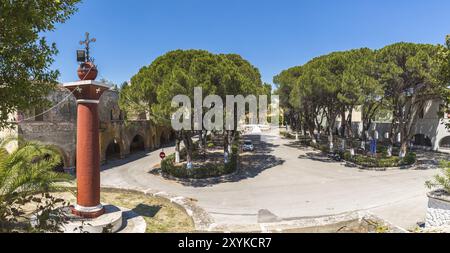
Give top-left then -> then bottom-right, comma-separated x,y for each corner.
161,152 -> 238,179
379,147 -> 389,158
342,151 -> 352,161
348,154 -> 400,168
280,131 -> 295,139
310,142 -> 330,153
401,152 -> 417,165
0,138 -> 72,232
425,161 -> 450,194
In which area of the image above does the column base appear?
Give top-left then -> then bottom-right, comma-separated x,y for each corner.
71,204 -> 105,219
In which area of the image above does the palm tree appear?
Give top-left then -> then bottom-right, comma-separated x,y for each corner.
0,137 -> 71,232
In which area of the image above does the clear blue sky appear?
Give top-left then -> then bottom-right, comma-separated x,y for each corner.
46,0 -> 450,87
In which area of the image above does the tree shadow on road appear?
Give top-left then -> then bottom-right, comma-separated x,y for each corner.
101,151 -> 149,172
132,203 -> 162,218
168,137 -> 285,188
413,150 -> 450,170
297,152 -> 341,164
101,141 -> 176,172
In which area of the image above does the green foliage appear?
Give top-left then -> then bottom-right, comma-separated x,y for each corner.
441,35 -> 450,128
275,41 -> 449,155
0,138 -> 72,232
310,142 -> 330,153
352,155 -> 400,168
120,49 -> 266,165
341,151 -> 416,168
401,152 -> 417,166
426,161 -> 450,193
0,0 -> 80,129
161,152 -> 238,179
119,50 -> 266,125
377,43 -> 447,150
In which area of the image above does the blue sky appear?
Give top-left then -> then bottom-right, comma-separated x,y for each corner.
46,0 -> 450,87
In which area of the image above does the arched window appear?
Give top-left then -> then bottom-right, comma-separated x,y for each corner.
412,134 -> 432,147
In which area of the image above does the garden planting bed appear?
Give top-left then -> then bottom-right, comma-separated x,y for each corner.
281,133 -> 417,170
157,137 -> 240,180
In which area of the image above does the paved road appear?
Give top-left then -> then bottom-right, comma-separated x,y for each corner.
100,132 -> 444,230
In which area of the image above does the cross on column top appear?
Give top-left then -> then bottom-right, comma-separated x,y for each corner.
79,32 -> 96,62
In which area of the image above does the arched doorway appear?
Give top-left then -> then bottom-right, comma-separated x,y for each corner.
160,134 -> 167,148
439,136 -> 450,149
46,145 -> 69,173
130,135 -> 145,153
411,134 -> 432,147
105,140 -> 121,160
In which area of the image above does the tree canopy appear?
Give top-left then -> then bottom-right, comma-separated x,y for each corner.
0,0 -> 80,129
119,49 -> 267,163
274,41 -> 448,156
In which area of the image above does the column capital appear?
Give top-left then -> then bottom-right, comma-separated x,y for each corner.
63,80 -> 110,101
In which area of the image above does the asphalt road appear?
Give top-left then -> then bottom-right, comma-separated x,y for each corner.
100,131 -> 442,230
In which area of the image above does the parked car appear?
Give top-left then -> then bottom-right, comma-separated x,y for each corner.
243,140 -> 254,151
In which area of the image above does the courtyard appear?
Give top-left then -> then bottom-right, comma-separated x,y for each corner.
100,130 -> 445,231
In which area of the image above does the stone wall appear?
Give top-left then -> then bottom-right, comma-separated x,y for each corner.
19,122 -> 76,168
1,86 -> 174,168
336,99 -> 450,152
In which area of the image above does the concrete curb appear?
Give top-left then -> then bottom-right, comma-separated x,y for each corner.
208,211 -> 408,233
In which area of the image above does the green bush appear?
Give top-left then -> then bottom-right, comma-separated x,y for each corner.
401,152 -> 417,165
310,142 -> 330,153
343,152 -> 416,168
342,151 -> 352,161
379,147 -> 389,158
161,152 -> 238,179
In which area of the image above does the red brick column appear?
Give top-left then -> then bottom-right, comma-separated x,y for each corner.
64,80 -> 109,219
71,101 -> 104,218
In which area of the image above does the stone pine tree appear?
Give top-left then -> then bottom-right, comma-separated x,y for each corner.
120,50 -> 266,165
377,43 -> 447,157
440,35 -> 450,128
273,66 -> 303,135
0,0 -> 80,129
120,50 -> 220,165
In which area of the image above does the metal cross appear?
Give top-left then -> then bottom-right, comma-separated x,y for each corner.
79,32 -> 96,62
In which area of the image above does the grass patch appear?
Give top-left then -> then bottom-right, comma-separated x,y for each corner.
53,189 -> 194,233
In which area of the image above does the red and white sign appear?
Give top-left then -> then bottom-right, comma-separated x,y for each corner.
159,152 -> 166,159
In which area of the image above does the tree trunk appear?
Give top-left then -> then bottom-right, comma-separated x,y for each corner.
309,127 -> 317,144
224,131 -> 230,163
182,131 -> 193,168
175,138 -> 180,163
399,141 -> 408,158
328,125 -> 334,151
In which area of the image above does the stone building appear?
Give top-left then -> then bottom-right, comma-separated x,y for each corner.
337,99 -> 450,152
0,85 -> 174,169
